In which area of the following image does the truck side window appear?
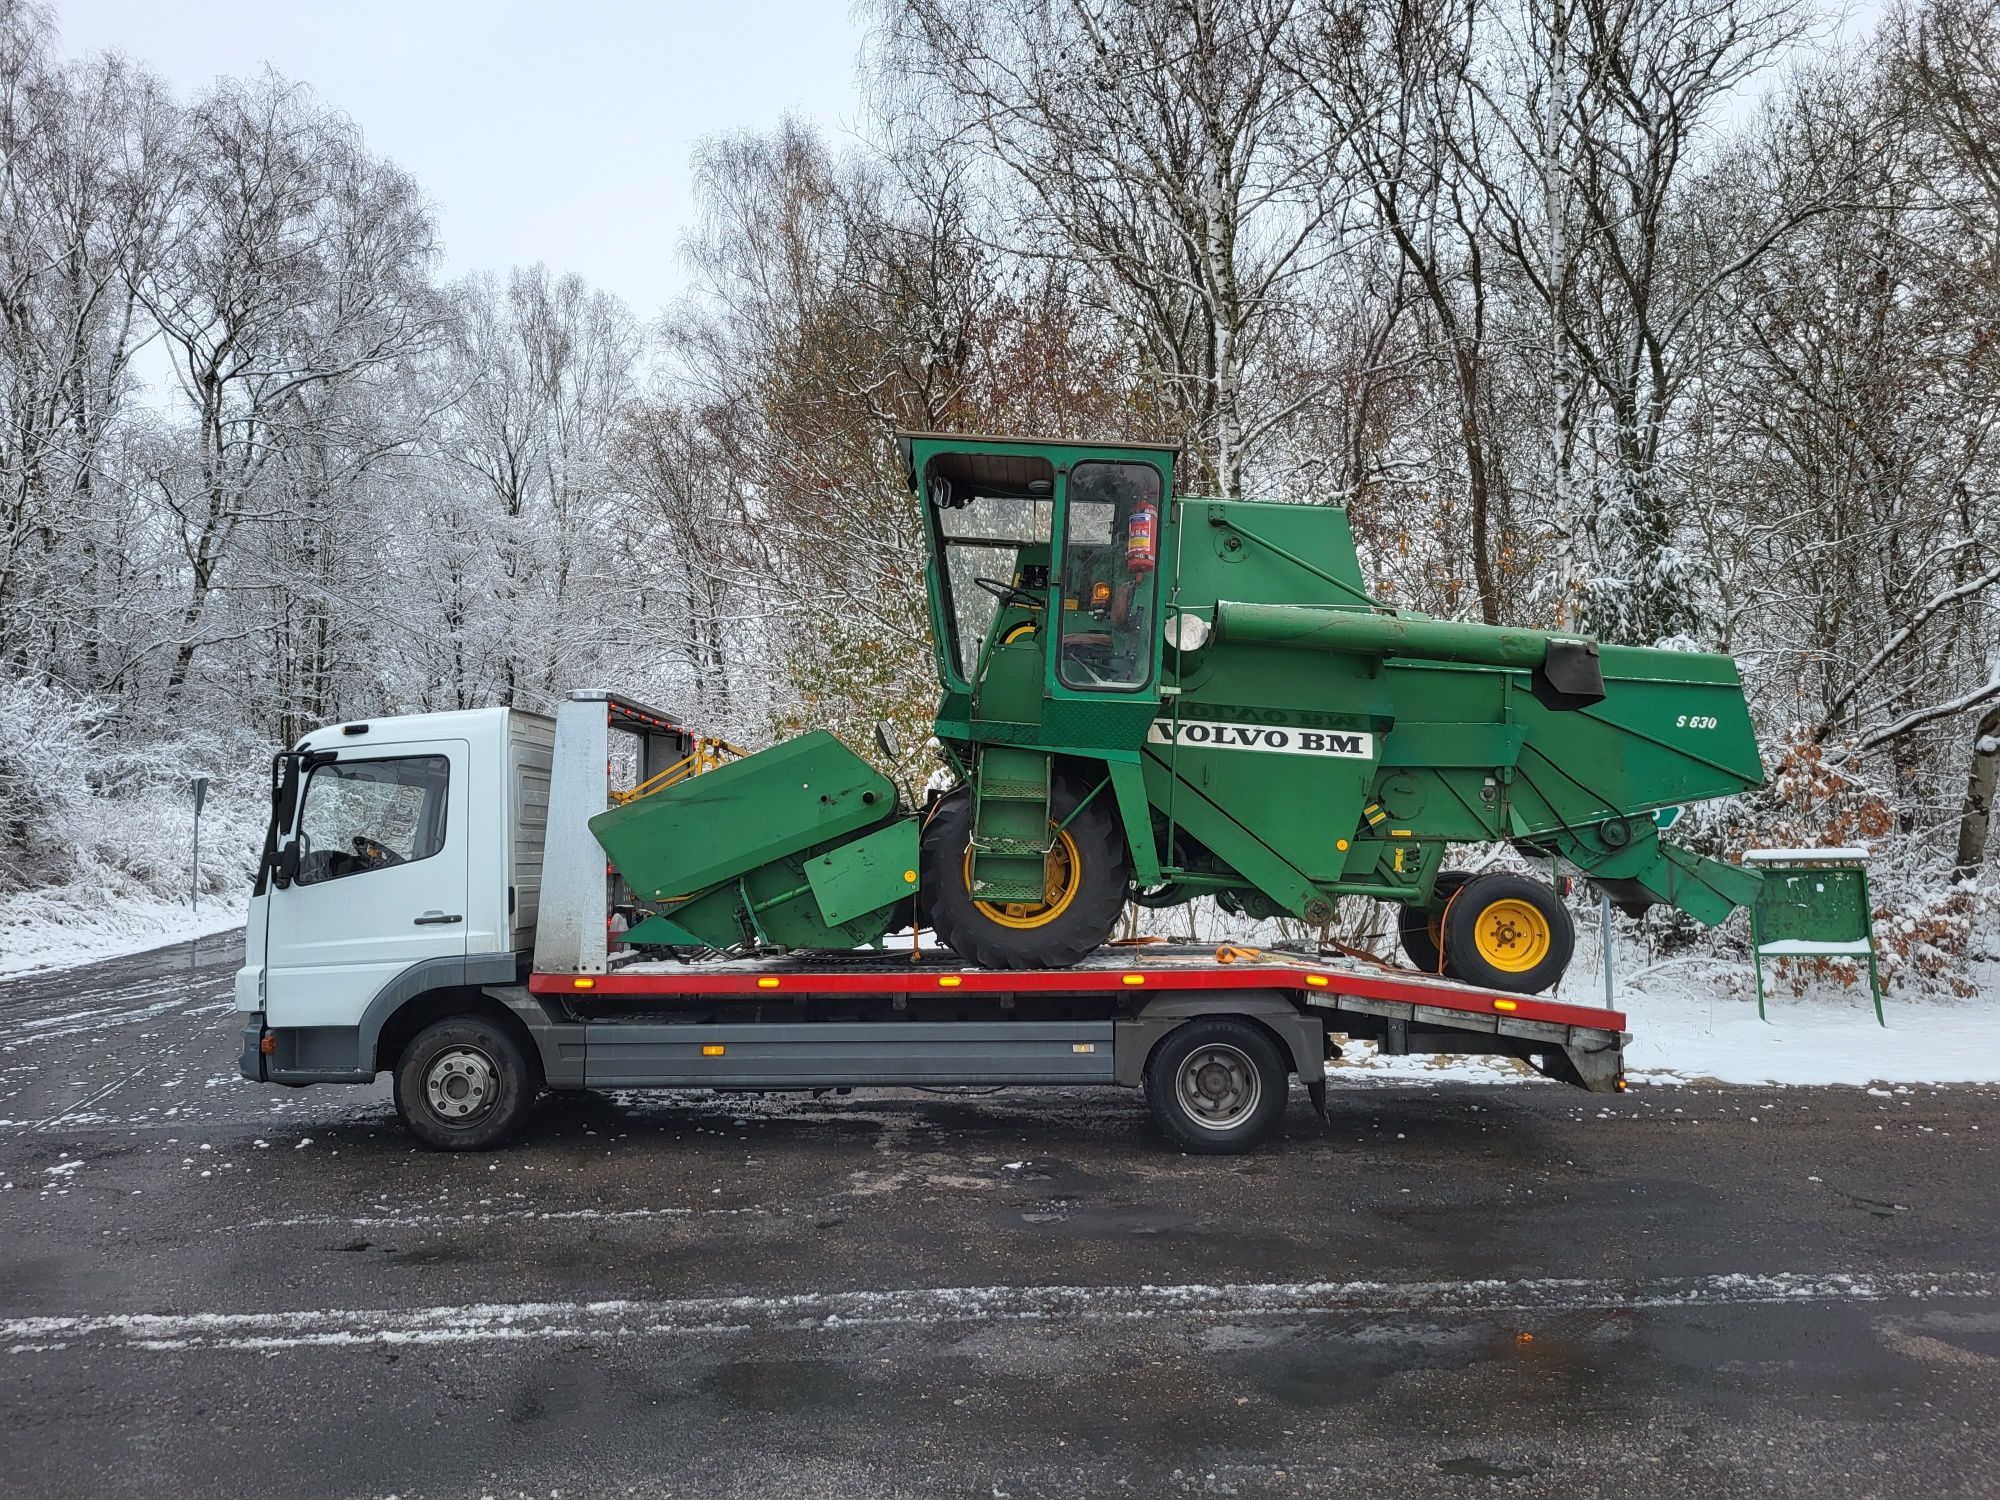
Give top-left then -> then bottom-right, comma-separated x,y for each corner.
294,755 -> 450,885
1057,461 -> 1161,691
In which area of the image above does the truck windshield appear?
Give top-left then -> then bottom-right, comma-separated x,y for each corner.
927,456 -> 1056,681
294,755 -> 450,884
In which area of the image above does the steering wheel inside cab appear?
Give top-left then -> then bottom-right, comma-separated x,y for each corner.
974,575 -> 1044,611
351,836 -> 406,870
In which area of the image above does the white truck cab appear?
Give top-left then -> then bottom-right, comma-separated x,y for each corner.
237,692 -> 691,1101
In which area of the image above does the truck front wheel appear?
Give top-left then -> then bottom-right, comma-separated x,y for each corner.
1142,1018 -> 1290,1154
393,1017 -> 538,1151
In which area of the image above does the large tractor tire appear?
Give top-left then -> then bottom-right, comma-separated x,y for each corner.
919,777 -> 1130,968
1397,870 -> 1474,974
1439,872 -> 1575,994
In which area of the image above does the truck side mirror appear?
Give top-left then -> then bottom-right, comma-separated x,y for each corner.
271,839 -> 301,890
874,721 -> 903,763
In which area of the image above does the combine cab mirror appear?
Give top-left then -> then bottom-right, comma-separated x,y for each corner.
873,721 -> 903,763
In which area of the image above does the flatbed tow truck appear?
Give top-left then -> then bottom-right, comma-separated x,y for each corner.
238,690 -> 1626,1154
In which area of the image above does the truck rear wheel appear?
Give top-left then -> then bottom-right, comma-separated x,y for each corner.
393,1017 -> 538,1151
1397,871 -> 1473,973
1142,1017 -> 1290,1154
919,778 -> 1129,968
1440,872 -> 1575,994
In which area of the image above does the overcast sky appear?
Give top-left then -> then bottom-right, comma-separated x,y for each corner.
53,0 -> 871,319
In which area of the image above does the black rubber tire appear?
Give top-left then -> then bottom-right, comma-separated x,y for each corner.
1439,872 -> 1576,994
1142,1017 -> 1290,1155
1397,870 -> 1473,973
392,1017 -> 539,1151
919,776 -> 1130,969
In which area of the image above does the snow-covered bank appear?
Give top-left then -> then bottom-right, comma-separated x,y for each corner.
1334,964 -> 2000,1088
0,895 -> 244,980
1619,983 -> 2000,1085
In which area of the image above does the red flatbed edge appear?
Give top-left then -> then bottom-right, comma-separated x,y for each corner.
529,946 -> 1626,1034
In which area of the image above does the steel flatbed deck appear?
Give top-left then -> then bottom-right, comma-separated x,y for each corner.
534,943 -> 1621,1027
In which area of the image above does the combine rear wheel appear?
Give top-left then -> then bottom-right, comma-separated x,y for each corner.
1439,872 -> 1574,994
919,778 -> 1129,968
1397,871 -> 1473,973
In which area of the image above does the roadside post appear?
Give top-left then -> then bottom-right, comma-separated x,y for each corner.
1599,891 -> 1614,1006
1743,847 -> 1883,1027
191,776 -> 209,913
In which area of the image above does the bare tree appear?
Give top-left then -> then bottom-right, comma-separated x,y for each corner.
136,72 -> 439,696
877,0 -> 1356,493
0,6 -> 173,676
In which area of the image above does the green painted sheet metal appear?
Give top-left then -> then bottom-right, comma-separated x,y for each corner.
1748,859 -> 1883,1024
807,818 -> 921,927
590,731 -> 895,902
1106,758 -> 1161,885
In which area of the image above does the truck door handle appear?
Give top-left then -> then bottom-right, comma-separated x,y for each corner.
414,911 -> 463,925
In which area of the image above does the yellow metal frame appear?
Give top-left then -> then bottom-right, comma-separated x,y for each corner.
608,737 -> 748,805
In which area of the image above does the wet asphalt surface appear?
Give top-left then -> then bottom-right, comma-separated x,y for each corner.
1,935 -> 1996,1499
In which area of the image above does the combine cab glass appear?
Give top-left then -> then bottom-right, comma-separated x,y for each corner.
590,434 -> 1764,993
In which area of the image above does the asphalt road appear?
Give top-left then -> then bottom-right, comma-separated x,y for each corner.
3,935 -> 1996,1499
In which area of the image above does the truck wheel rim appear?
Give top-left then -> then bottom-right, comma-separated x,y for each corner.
1471,898 -> 1551,972
964,826 -> 1083,929
1176,1044 -> 1261,1130
424,1047 -> 498,1125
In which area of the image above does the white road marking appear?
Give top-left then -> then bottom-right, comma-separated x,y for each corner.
237,1205 -> 773,1230
5,1270 -> 1994,1356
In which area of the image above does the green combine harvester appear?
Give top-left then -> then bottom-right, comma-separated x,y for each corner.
591,434 -> 1764,993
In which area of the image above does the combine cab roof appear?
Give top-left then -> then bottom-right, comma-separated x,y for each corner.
895,431 -> 1180,491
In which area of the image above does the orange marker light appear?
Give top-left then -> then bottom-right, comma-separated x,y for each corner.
1306,974 -> 1329,988
701,1044 -> 726,1057
1122,974 -> 1145,985
1493,998 -> 1518,1012
573,977 -> 595,990
939,975 -> 963,987
756,977 -> 780,989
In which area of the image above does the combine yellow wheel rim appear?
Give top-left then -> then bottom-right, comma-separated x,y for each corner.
1471,897 -> 1552,973
964,826 -> 1083,929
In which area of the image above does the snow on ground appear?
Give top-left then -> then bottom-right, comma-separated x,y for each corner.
1333,955 -> 2000,1088
0,894 -> 245,980
1617,980 -> 2000,1086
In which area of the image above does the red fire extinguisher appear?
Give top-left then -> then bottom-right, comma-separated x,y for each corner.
1125,496 -> 1159,575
